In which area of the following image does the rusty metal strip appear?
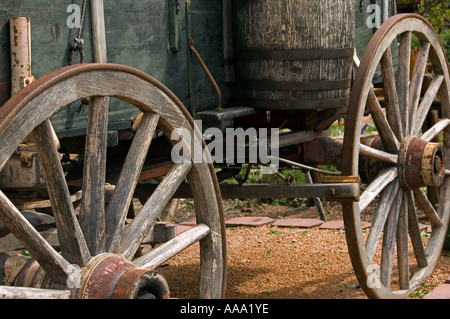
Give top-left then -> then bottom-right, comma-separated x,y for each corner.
238,47 -> 355,61
243,96 -> 350,110
241,78 -> 352,91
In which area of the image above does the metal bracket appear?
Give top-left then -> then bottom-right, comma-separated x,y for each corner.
169,0 -> 181,53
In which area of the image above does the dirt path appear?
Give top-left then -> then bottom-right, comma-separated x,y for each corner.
158,199 -> 450,299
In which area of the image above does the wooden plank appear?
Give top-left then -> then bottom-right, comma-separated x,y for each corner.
117,162 -> 192,259
134,224 -> 210,269
90,0 -> 108,64
79,96 -> 109,255
105,112 -> 159,250
135,182 -> 360,200
31,120 -> 90,266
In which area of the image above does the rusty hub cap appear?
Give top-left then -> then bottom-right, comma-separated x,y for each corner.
74,254 -> 170,299
398,136 -> 445,190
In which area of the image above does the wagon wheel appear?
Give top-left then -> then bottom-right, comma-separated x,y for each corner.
0,64 -> 226,299
342,14 -> 450,299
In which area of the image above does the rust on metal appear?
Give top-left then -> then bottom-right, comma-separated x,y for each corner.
399,136 -> 446,190
111,268 -> 170,299
76,254 -> 135,299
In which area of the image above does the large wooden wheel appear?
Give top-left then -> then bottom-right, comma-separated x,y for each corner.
0,64 -> 226,299
342,14 -> 450,298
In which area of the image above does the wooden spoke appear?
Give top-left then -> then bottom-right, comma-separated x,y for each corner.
31,120 -> 91,266
117,161 -> 192,259
406,191 -> 428,268
408,42 -> 431,135
367,89 -> 401,152
366,180 -> 399,260
366,180 -> 399,261
359,167 -> 398,212
421,118 -> 450,142
134,223 -> 211,269
79,96 -> 110,255
397,32 -> 411,136
0,192 -> 71,284
0,286 -> 71,299
380,47 -> 403,141
396,190 -> 410,290
380,190 -> 403,287
413,75 -> 445,135
105,113 -> 160,250
413,188 -> 443,227
359,143 -> 398,164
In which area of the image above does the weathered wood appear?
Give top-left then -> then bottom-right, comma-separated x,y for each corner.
79,96 -> 109,255
408,42 -> 431,135
406,191 -> 428,268
118,162 -> 192,259
397,32 -> 411,135
380,47 -> 403,141
413,188 -> 443,227
0,192 -> 70,284
365,180 -> 399,261
105,112 -> 159,250
30,120 -> 90,266
359,142 -> 398,164
359,167 -> 398,212
90,0 -> 107,64
397,190 -> 410,290
134,182 -> 360,200
380,190 -> 403,287
234,0 -> 354,110
413,74 -> 444,135
366,89 -> 400,152
134,224 -> 210,269
0,286 -> 71,299
421,118 -> 450,142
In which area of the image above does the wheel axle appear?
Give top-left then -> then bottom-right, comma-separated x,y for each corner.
73,254 -> 170,299
398,136 -> 445,190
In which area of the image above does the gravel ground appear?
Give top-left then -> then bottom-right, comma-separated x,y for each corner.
157,200 -> 450,299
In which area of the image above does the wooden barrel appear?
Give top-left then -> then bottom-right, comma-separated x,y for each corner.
234,0 -> 355,111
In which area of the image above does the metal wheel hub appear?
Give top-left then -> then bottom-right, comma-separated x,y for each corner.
73,254 -> 170,299
398,136 -> 445,190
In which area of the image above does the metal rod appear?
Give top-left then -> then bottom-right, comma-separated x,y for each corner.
189,37 -> 223,112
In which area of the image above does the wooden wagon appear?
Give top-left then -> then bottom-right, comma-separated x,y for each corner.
0,0 -> 448,299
